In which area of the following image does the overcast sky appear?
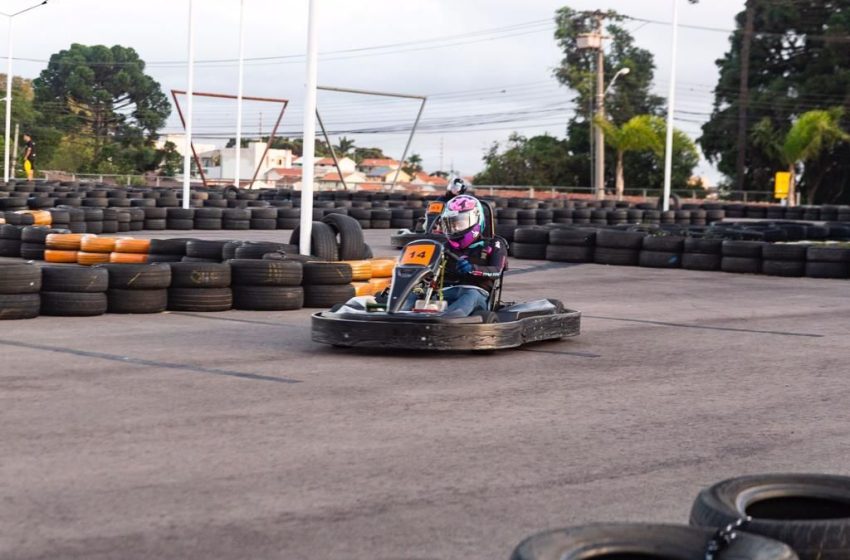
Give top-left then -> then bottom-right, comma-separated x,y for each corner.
5,0 -> 746,182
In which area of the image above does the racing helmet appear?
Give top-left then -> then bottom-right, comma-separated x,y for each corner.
447,176 -> 468,197
442,194 -> 484,250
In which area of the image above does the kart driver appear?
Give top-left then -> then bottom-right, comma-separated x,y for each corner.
428,194 -> 507,318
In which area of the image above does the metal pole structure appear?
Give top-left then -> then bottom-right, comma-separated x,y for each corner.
299,0 -> 318,256
390,97 -> 426,191
588,90 -> 594,196
182,0 -> 195,210
234,0 -> 245,188
316,110 -> 348,191
3,17 -> 13,183
12,121 -> 18,178
662,0 -> 680,212
593,13 -> 605,201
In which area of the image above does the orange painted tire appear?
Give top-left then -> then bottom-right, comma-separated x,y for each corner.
368,277 -> 391,293
114,238 -> 150,254
45,233 -> 85,250
351,281 -> 377,297
109,252 -> 148,264
369,258 -> 396,278
80,235 -> 118,253
341,259 -> 372,281
17,210 -> 52,226
77,251 -> 111,265
44,249 -> 79,263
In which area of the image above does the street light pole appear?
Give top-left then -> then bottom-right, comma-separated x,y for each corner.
299,0 -> 319,256
182,0 -> 195,209
593,14 -> 605,201
2,1 -> 47,183
662,0 -> 680,212
234,0 -> 245,188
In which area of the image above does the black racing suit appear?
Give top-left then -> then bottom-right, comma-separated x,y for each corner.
443,236 -> 508,293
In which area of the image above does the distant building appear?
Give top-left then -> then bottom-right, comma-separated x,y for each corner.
199,141 -> 293,185
156,134 -> 216,159
366,167 -> 411,184
318,171 -> 367,189
358,158 -> 400,173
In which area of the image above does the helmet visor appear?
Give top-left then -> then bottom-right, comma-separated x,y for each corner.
442,210 -> 478,235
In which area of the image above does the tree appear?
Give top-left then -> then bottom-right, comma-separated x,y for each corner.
595,115 -> 663,200
352,146 -> 386,163
33,44 -> 170,170
751,109 -> 849,205
334,136 -> 355,156
403,153 -> 423,175
700,1 -> 850,202
474,133 -> 579,186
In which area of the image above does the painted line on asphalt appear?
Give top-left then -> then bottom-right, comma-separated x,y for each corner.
517,348 -> 601,358
0,338 -> 301,384
584,315 -> 823,338
170,311 -> 304,329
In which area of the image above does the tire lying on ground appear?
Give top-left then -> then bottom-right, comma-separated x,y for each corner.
168,262 -> 231,288
594,246 -> 639,266
511,523 -> 796,560
511,242 -> 548,260
805,246 -> 850,279
233,241 -> 296,260
98,263 -> 172,290
0,262 -> 41,320
167,287 -> 232,312
639,250 -> 682,268
322,213 -> 366,261
230,259 -> 302,286
40,291 -> 108,316
761,244 -> 809,277
106,288 -> 168,314
232,285 -> 303,311
545,244 -> 593,263
690,473 -> 850,560
302,262 -> 353,285
289,221 -> 339,261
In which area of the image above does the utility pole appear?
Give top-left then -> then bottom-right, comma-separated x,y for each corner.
12,121 -> 18,178
593,12 -> 605,200
234,0 -> 245,187
662,0 -> 680,212
735,0 -> 755,195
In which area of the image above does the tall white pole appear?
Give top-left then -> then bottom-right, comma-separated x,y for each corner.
4,17 -> 13,183
234,0 -> 245,188
299,0 -> 318,256
182,0 -> 195,209
662,0 -> 679,212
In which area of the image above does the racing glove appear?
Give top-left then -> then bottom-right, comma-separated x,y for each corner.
455,257 -> 473,275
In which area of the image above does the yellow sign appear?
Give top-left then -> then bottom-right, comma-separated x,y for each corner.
401,244 -> 436,266
774,172 -> 791,199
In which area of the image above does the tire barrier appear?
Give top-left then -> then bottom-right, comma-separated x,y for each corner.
506,223 -> 850,280
0,262 -> 41,319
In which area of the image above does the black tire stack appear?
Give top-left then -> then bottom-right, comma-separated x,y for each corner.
511,227 -> 549,259
594,229 -> 644,266
302,262 -> 355,308
224,208 -> 251,230
762,244 -> 808,277
40,265 -> 109,316
100,263 -> 171,314
0,262 -> 41,319
147,238 -> 191,263
639,234 -> 684,269
230,259 -> 304,310
682,238 -> 722,271
805,246 -> 850,279
194,207 -> 223,230
545,228 -> 595,262
166,208 -> 194,230
0,224 -> 22,257
184,239 -> 230,263
721,240 -> 764,274
167,262 -> 232,312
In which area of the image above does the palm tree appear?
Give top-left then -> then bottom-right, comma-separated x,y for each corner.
334,136 -> 356,157
595,115 -> 663,200
405,153 -> 423,174
751,108 -> 849,206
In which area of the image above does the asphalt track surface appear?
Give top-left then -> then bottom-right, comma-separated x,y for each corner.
2,229 -> 849,559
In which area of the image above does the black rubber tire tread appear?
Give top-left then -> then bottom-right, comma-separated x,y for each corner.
0,293 -> 39,319
0,238 -> 21,257
233,242 -> 296,260
289,221 -> 339,261
303,262 -> 354,285
165,218 -> 194,230
806,246 -> 850,263
98,263 -> 172,289
596,229 -> 646,249
721,256 -> 761,274
511,523 -> 797,560
20,226 -> 54,243
639,250 -> 682,268
107,288 -> 168,313
514,227 -> 550,244
689,473 -> 850,560
303,283 -> 356,308
229,259 -> 303,286
40,291 -> 107,316
642,235 -> 685,252
682,253 -> 721,271
146,254 -> 184,263
511,242 -> 548,260
149,238 -> 192,256
762,244 -> 810,261
185,239 -> 229,260
722,240 -> 765,258
20,242 -> 45,260
232,285 -> 303,310
762,259 -> 806,277
168,262 -> 231,288
193,218 -> 222,230
181,256 -> 219,263
0,262 -> 42,293
321,213 -> 366,261
249,218 -> 277,229
167,287 -> 232,312
805,261 -> 850,279
548,228 -> 596,246
0,224 -> 23,239
594,247 -> 639,266
545,245 -> 593,262
683,238 -> 723,254
41,265 -> 108,292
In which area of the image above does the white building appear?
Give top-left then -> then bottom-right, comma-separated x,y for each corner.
199,141 -> 294,185
156,134 -> 216,158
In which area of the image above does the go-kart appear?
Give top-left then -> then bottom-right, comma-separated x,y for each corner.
311,237 -> 581,351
